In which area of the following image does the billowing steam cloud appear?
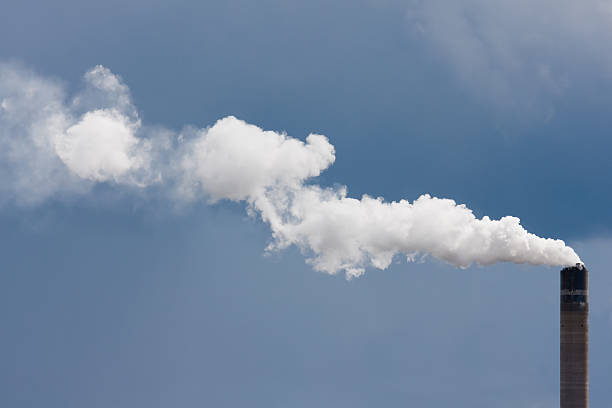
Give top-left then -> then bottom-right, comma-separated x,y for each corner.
0,63 -> 581,277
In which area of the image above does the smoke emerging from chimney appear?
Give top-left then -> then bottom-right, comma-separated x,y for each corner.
0,63 -> 581,277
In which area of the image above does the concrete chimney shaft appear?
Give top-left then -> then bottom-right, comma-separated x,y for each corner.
560,264 -> 588,408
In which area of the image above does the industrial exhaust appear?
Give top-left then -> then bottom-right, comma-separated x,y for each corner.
0,63 -> 592,406
560,263 -> 589,408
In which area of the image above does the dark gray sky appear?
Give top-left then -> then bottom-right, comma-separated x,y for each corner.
1,0 -> 612,406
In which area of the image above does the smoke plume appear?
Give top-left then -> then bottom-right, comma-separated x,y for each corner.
0,63 -> 581,277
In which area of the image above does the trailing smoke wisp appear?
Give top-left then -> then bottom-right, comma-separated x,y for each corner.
0,63 -> 581,277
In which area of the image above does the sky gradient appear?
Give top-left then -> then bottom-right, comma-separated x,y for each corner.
1,1 -> 611,407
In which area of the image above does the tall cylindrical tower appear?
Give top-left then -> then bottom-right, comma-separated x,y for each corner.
560,263 -> 589,408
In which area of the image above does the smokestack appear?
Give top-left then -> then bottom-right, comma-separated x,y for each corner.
560,263 -> 589,408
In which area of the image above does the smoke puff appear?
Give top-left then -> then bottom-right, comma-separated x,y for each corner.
77,65 -> 138,119
179,116 -> 335,202
0,62 -> 581,277
55,109 -> 148,183
0,63 -> 84,204
0,63 -> 156,203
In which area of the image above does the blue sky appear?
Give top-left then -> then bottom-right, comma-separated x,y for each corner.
1,0 -> 612,407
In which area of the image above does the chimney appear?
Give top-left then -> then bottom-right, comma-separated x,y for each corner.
560,263 -> 589,408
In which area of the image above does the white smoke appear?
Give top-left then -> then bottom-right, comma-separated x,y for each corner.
178,116 -> 335,203
0,63 -> 155,204
0,63 -> 581,277
55,109 -> 147,183
265,190 -> 580,278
